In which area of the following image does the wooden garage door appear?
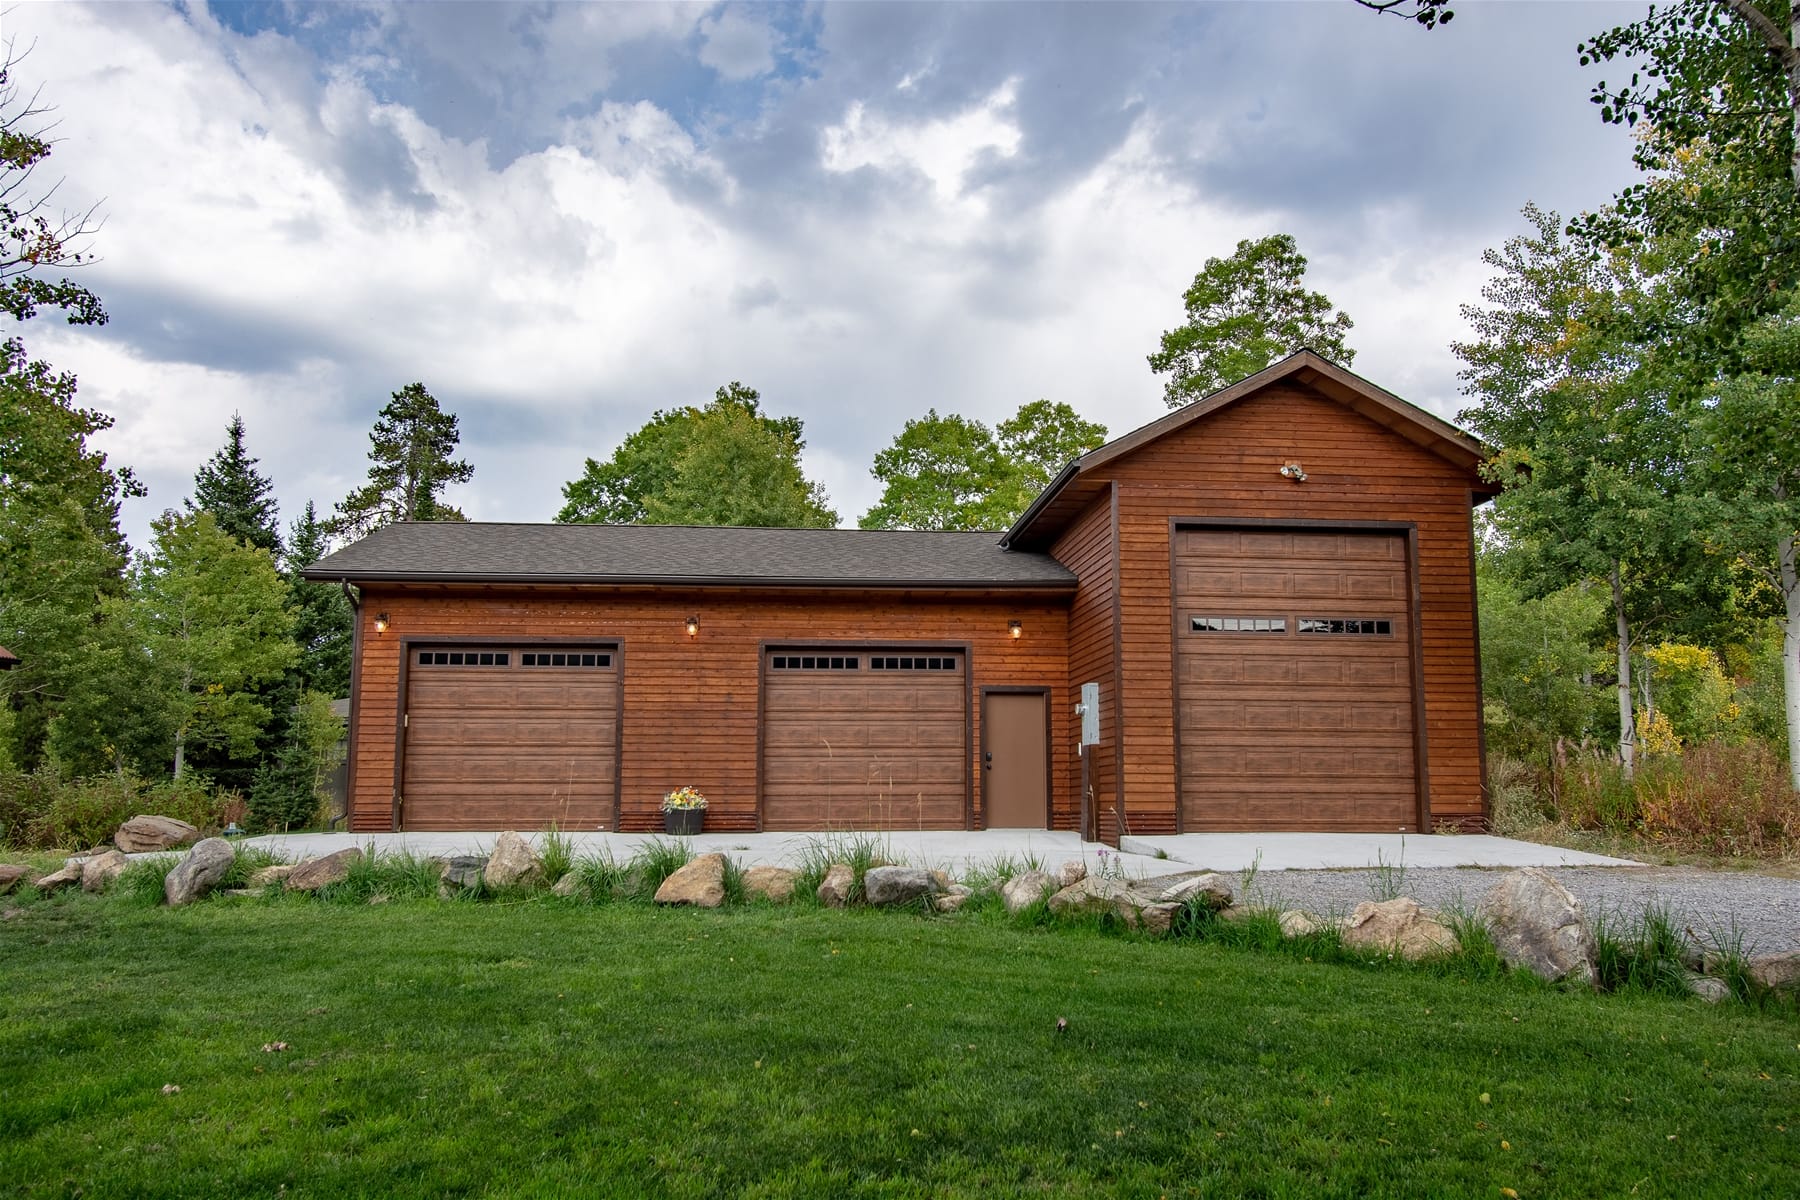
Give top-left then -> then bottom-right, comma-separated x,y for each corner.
762,650 -> 967,831
402,646 -> 619,831
1174,529 -> 1418,831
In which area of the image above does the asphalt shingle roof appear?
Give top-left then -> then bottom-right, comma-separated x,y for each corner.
302,522 -> 1076,589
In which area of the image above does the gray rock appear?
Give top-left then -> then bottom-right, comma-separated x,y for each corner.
1001,870 -> 1056,914
1046,876 -> 1179,934
1279,910 -> 1323,938
742,865 -> 799,903
80,849 -> 130,893
862,866 -> 936,907
654,853 -> 727,908
33,861 -> 84,895
1057,859 -> 1088,888
1218,905 -> 1257,923
483,831 -> 542,890
0,864 -> 35,894
1476,868 -> 1597,986
1341,898 -> 1460,960
438,855 -> 487,893
934,890 -> 973,913
247,864 -> 296,888
164,838 -> 235,906
284,848 -> 363,892
550,871 -> 583,898
115,815 -> 201,854
1685,972 -> 1732,1004
1141,871 -> 1234,910
817,863 -> 855,908
1748,951 -> 1800,992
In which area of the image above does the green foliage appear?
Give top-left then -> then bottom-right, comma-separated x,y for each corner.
538,825 -> 574,884
859,400 -> 1106,530
283,501 -> 352,697
0,56 -> 108,327
0,767 -> 234,850
330,383 -> 474,540
1592,904 -> 1694,1000
1148,233 -> 1354,408
187,413 -> 282,555
1640,642 -> 1737,748
129,510 -> 298,776
560,384 -> 835,528
1477,561 -> 1607,757
248,691 -> 342,833
791,833 -> 892,903
625,837 -> 693,900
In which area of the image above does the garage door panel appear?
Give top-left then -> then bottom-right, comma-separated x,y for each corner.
402,646 -> 618,831
762,652 -> 966,830
1175,529 -> 1418,831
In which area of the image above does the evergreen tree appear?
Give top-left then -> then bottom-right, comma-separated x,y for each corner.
285,501 -> 353,697
330,383 -> 474,540
189,412 -> 282,555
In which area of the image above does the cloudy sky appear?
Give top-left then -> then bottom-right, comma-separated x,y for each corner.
6,1 -> 1646,552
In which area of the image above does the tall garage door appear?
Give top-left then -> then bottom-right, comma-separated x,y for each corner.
1174,529 -> 1419,831
762,650 -> 967,831
402,646 -> 619,831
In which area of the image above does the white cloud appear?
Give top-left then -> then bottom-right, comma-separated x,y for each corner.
821,80 -> 1022,206
697,8 -> 777,81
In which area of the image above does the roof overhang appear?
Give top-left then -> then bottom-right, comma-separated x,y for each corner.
1002,350 -> 1499,549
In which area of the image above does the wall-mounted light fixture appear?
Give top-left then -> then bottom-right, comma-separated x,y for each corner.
685,615 -> 700,638
1008,620 -> 1023,640
374,613 -> 390,634
1279,462 -> 1308,483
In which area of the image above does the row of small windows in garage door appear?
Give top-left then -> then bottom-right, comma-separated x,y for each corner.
414,649 -> 960,671
416,650 -> 612,668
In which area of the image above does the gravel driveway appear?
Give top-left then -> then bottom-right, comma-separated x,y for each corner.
1239,865 -> 1800,956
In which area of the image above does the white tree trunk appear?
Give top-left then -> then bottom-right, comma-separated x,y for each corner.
173,730 -> 186,779
1612,559 -> 1636,780
1781,532 -> 1800,792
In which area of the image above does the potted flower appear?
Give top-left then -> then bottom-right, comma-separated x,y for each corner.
661,786 -> 707,836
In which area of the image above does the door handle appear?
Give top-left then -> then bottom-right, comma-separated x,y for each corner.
983,752 -> 992,769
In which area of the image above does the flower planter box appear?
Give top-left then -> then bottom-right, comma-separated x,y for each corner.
663,808 -> 704,836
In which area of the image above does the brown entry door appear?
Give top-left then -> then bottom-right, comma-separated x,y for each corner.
983,692 -> 1048,828
1174,528 -> 1419,832
402,646 -> 619,831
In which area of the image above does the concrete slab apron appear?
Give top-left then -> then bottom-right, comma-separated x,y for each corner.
241,829 -> 1174,878
1120,832 -> 1642,872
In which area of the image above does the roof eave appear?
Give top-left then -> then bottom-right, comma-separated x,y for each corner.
299,569 -> 1077,591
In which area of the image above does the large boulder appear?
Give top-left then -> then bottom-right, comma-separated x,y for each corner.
1279,910 -> 1323,938
1342,897 -> 1460,960
934,884 -> 974,913
0,864 -> 36,895
1140,871 -> 1234,910
550,871 -> 584,898
248,863 -> 296,888
164,838 -> 235,906
33,860 -> 84,895
484,832 -> 542,890
654,852 -> 727,908
80,849 -> 130,894
742,865 -> 799,903
285,848 -> 363,892
1476,868 -> 1597,985
1001,870 -> 1056,914
862,866 -> 936,907
1048,870 -> 1234,935
115,815 -> 201,854
1749,951 -> 1800,993
817,863 -> 855,908
1057,860 -> 1087,889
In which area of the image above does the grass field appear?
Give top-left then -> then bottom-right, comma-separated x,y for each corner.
2,892 -> 1796,1198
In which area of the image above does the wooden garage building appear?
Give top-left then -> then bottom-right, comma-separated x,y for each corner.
309,352 -> 1499,840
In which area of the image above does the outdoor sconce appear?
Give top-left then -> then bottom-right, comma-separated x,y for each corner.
374,613 -> 390,634
685,615 -> 700,638
1279,462 -> 1308,482
1009,620 -> 1023,640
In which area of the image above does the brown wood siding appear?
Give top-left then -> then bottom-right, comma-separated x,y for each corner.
1173,529 -> 1418,831
1050,489 -> 1117,838
1103,382 -> 1486,832
347,593 -> 1069,833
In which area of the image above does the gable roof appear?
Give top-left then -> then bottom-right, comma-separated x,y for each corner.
1001,349 -> 1496,549
302,521 -> 1075,591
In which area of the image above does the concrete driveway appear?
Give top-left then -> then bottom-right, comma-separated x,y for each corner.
241,828 -> 1639,877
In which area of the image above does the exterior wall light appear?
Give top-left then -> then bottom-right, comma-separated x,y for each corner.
1008,620 -> 1023,640
1279,462 -> 1307,482
685,615 -> 700,637
374,613 -> 390,633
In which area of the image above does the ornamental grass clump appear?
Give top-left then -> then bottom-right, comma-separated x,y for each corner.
538,825 -> 575,885
626,838 -> 693,900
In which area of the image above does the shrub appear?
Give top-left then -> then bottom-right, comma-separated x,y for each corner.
0,767 -> 237,851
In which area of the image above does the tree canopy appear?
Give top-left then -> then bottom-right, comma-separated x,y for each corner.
0,49 -> 106,327
1148,234 -> 1354,408
859,400 -> 1107,531
189,412 -> 282,556
331,383 -> 474,540
558,384 -> 835,528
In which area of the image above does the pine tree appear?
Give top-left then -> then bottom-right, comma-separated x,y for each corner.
330,383 -> 474,540
285,501 -> 353,697
189,412 -> 282,555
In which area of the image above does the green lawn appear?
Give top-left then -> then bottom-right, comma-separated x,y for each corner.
1,893 -> 1795,1198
